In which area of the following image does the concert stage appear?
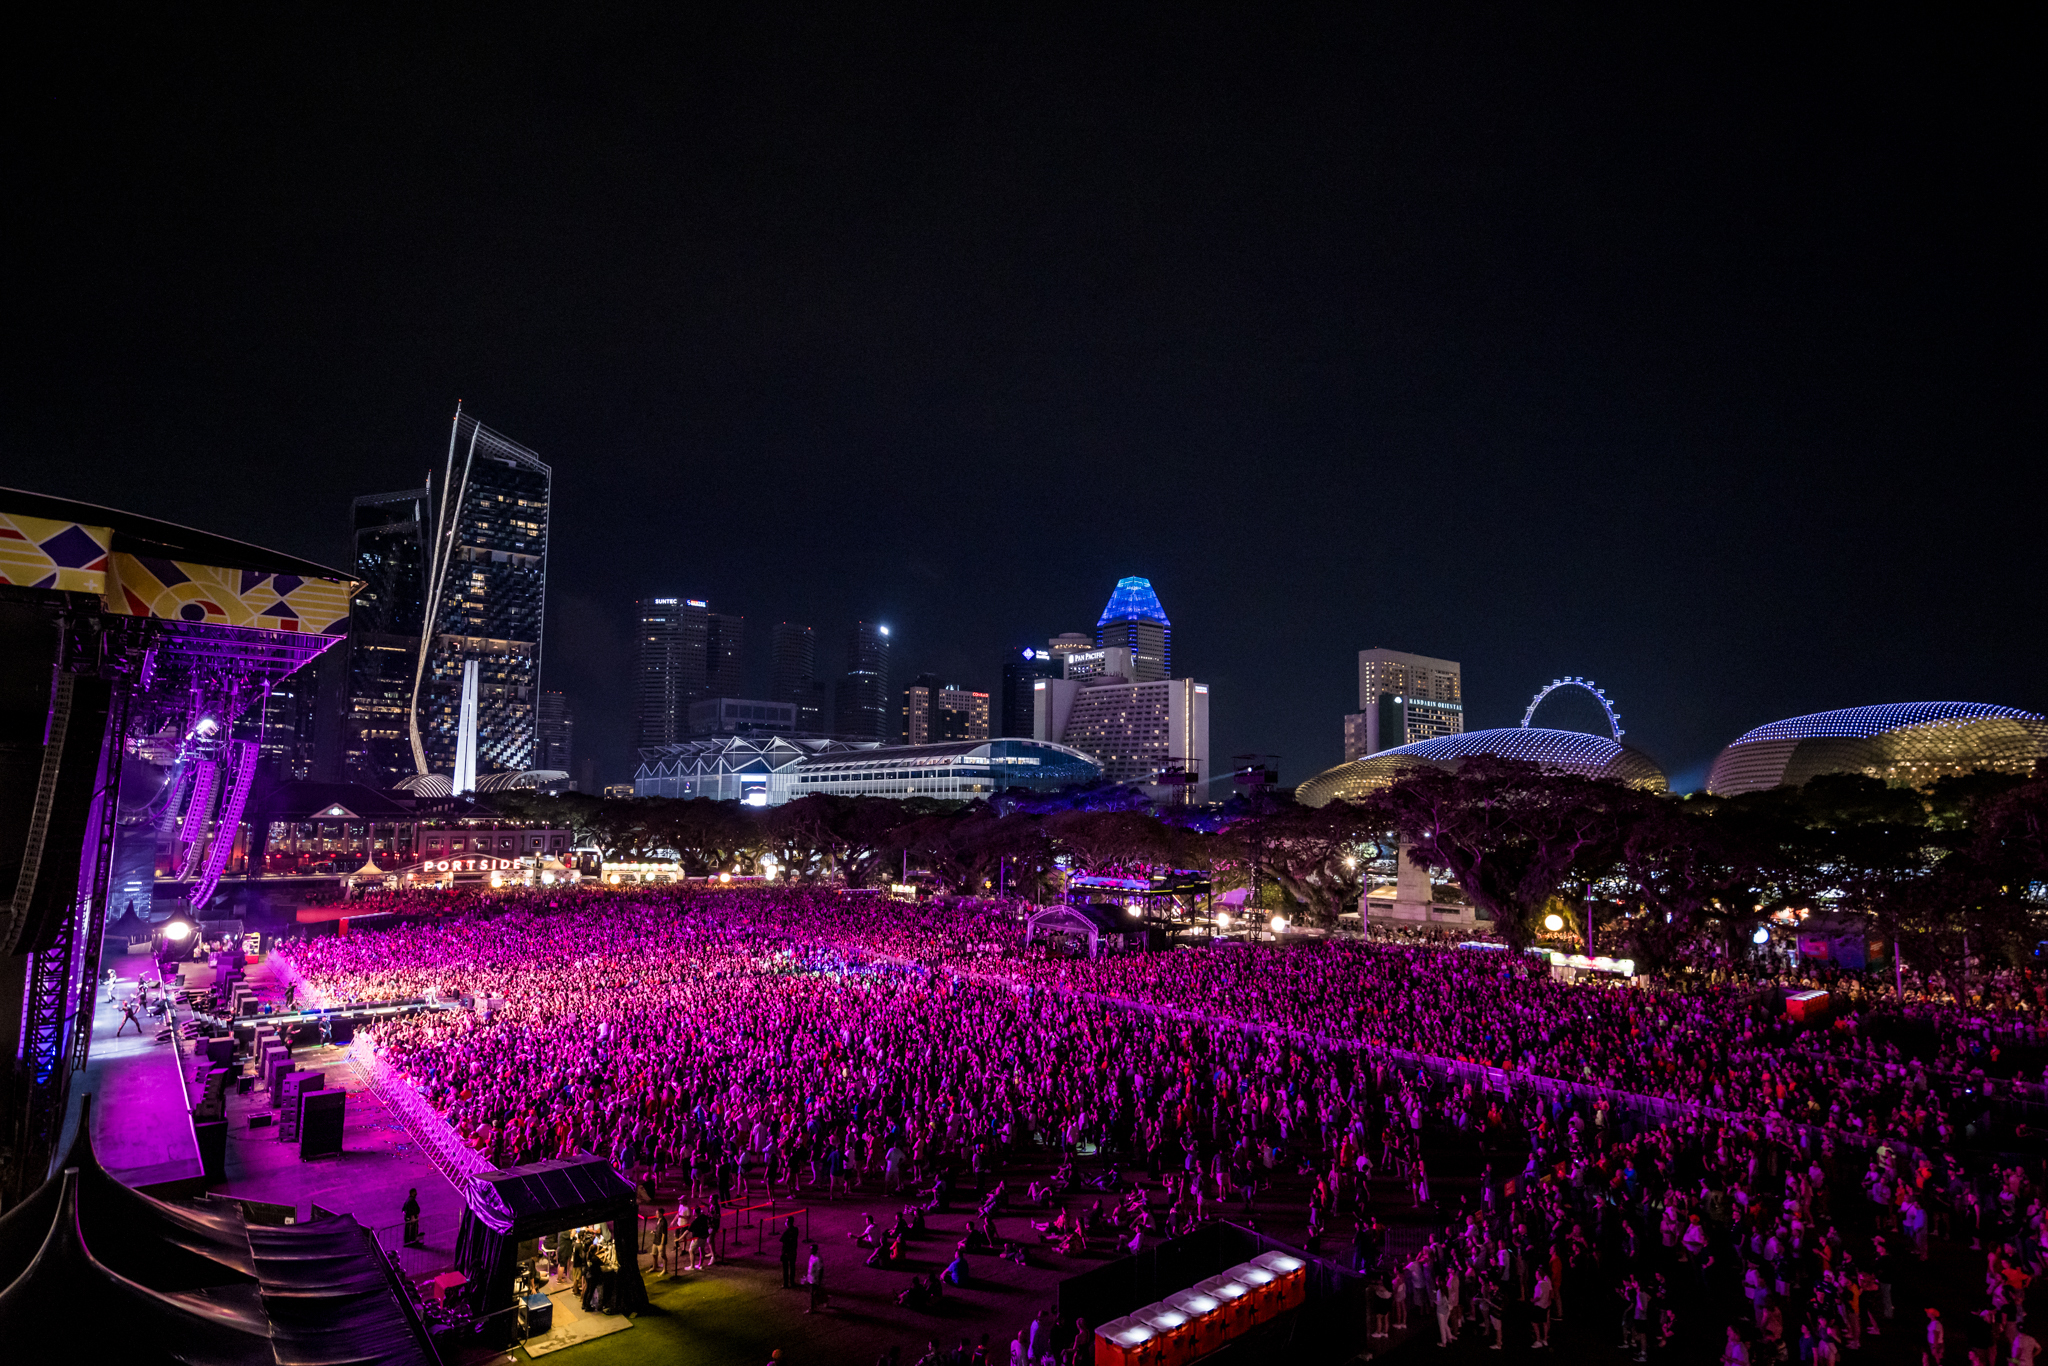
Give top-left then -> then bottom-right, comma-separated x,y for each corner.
63,957 -> 206,1193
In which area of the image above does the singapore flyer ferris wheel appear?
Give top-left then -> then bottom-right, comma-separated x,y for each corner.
1520,677 -> 1625,740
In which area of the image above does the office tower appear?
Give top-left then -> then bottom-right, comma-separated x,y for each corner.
537,689 -> 574,772
771,622 -> 828,734
341,487 -> 430,788
901,674 -> 990,746
1000,647 -> 1060,738
706,612 -> 745,699
771,623 -> 815,700
410,412 -> 551,778
240,672 -> 321,781
1095,577 -> 1171,682
637,596 -> 723,747
834,620 -> 892,740
1344,648 -> 1464,759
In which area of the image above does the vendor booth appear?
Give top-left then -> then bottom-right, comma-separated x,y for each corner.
453,1155 -> 647,1339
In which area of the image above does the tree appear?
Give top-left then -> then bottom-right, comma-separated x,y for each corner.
1219,799 -> 1382,925
1370,757 -> 1643,951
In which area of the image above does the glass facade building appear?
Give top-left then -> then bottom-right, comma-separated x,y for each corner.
834,620 -> 892,741
637,598 -> 704,748
1001,648 -> 1061,738
536,688 -> 574,773
634,736 -> 1101,804
342,487 -> 430,788
411,414 -> 551,779
771,622 -> 827,733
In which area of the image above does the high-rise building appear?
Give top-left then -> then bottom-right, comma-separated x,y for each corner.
771,622 -> 827,734
706,612 -> 745,699
536,689 -> 574,772
1033,646 -> 1210,803
411,412 -> 551,778
240,672 -> 321,781
901,674 -> 990,746
1343,648 -> 1464,759
638,597 -> 727,747
1000,647 -> 1060,738
1095,577 -> 1171,682
834,620 -> 892,741
341,487 -> 430,788
636,598 -> 687,749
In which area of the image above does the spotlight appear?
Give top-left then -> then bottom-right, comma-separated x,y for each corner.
1544,913 -> 1565,933
1270,915 -> 1287,933
194,717 -> 219,737
1752,926 -> 1770,946
161,920 -> 193,942
718,872 -> 731,883
1215,911 -> 1232,930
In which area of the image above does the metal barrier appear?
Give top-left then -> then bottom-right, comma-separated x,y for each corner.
346,1037 -> 497,1188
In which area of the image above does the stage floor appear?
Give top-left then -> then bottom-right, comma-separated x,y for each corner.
64,955 -> 206,1191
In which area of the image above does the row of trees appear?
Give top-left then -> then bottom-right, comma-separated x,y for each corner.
487,761 -> 2048,977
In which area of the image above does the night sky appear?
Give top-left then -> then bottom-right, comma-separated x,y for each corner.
8,11 -> 2041,791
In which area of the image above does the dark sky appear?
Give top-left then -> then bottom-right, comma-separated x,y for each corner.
8,10 -> 2042,791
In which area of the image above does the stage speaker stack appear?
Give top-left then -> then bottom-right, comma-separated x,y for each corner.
298,1090 -> 345,1160
278,1070 -> 323,1143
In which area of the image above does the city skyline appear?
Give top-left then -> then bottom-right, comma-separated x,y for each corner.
10,13 -> 2038,793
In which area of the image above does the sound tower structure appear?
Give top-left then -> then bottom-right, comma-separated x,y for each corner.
0,486 -> 361,1205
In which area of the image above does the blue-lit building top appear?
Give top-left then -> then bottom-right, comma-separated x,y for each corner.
1706,702 -> 2048,796
1297,726 -> 1668,806
1096,576 -> 1171,682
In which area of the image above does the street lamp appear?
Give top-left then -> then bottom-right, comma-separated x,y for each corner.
1543,913 -> 1565,933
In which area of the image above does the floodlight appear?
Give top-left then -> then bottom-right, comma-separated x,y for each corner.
194,717 -> 220,737
1270,915 -> 1287,933
1544,913 -> 1565,932
1215,911 -> 1232,930
1752,926 -> 1770,946
161,920 -> 193,942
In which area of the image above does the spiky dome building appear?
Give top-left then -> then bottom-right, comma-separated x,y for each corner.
1296,727 -> 1668,807
1704,702 -> 2048,796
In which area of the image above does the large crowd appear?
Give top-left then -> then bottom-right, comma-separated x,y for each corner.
279,885 -> 2048,1362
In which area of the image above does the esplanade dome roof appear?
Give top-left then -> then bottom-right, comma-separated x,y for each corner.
1296,727 -> 1668,807
1705,702 -> 2048,796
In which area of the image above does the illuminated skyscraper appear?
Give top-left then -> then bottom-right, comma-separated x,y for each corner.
901,674 -> 990,745
637,597 -> 699,748
834,620 -> 892,740
1343,648 -> 1463,759
409,411 -> 551,778
1095,577 -> 1171,682
341,487 -> 430,788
